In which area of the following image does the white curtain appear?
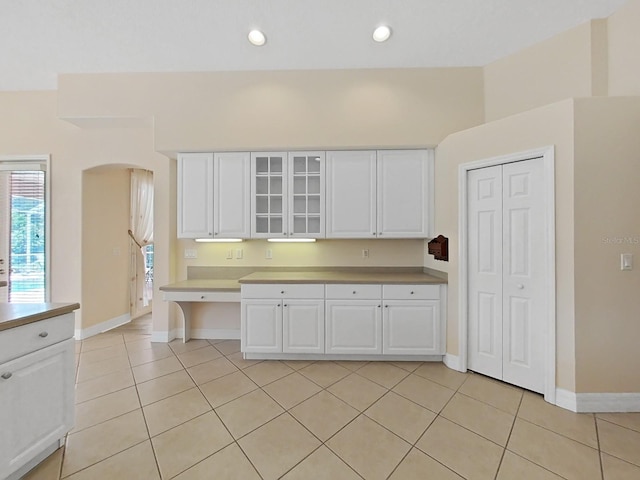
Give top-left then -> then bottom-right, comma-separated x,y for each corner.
129,169 -> 154,315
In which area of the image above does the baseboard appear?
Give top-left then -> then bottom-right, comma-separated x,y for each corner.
74,313 -> 131,340
443,353 -> 465,372
555,388 -> 640,413
150,328 -> 240,343
189,328 -> 240,340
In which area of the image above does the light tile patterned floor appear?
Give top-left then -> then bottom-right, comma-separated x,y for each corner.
23,315 -> 640,480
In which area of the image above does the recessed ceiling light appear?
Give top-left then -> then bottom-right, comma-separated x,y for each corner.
248,29 -> 266,46
372,25 -> 392,42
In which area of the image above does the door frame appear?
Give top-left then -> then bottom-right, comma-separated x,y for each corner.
0,155 -> 51,302
458,146 -> 556,404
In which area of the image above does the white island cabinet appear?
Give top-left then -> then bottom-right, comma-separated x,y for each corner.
0,305 -> 77,480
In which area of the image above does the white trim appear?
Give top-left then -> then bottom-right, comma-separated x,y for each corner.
178,328 -> 240,340
458,146 -> 556,403
443,353 -> 465,372
555,389 -> 640,413
74,313 -> 131,340
244,353 -> 444,362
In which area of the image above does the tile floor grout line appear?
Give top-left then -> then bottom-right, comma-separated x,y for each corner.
594,415 -> 606,480
491,386 -> 524,480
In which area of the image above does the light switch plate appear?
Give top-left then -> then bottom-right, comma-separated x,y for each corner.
235,249 -> 243,259
621,253 -> 633,270
184,248 -> 197,259
265,249 -> 272,259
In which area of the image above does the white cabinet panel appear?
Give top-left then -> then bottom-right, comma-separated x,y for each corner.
177,153 -> 214,238
251,152 -> 288,238
383,301 -> 441,355
377,150 -> 433,238
214,152 -> 251,239
241,301 -> 282,353
0,338 -> 74,479
325,301 -> 382,354
326,150 -> 377,238
283,300 -> 325,354
288,152 -> 325,238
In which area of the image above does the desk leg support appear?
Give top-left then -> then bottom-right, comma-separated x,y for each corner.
175,302 -> 192,343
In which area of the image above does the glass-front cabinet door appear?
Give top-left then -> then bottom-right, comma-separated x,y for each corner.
251,152 -> 288,238
289,152 -> 325,238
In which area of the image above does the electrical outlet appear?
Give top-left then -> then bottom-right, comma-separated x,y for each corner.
621,253 -> 633,270
265,249 -> 272,259
226,249 -> 233,260
235,249 -> 243,259
362,249 -> 369,259
184,249 -> 197,259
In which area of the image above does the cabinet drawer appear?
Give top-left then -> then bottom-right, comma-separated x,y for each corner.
242,284 -> 325,299
325,284 -> 381,300
382,284 -> 440,300
0,313 -> 75,364
163,291 -> 241,302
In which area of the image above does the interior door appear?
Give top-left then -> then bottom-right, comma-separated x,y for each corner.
468,158 -> 546,393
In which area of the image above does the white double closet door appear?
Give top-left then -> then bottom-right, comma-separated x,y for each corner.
468,157 -> 547,394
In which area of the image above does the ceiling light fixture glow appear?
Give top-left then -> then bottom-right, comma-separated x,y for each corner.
248,29 -> 266,46
372,25 -> 392,42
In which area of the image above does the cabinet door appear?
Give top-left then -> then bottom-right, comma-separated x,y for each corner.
177,152 -> 214,238
241,300 -> 282,353
377,150 -> 433,238
326,151 -> 377,238
383,300 -> 441,355
251,152 -> 288,238
214,152 -> 251,239
288,152 -> 325,238
283,300 -> 325,354
325,300 -> 382,354
0,339 -> 74,479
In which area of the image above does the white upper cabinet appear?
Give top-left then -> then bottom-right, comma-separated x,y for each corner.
288,152 -> 325,238
177,152 -> 214,238
377,149 -> 433,238
326,150 -> 377,238
214,152 -> 251,239
251,152 -> 288,238
178,152 -> 251,239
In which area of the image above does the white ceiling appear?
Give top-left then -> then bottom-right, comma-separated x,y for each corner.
0,0 -> 628,91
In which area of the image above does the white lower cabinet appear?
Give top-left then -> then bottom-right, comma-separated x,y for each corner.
241,283 -> 445,359
325,301 -> 382,354
0,313 -> 75,480
241,284 -> 325,354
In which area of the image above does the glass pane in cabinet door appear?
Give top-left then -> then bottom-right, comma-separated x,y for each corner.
293,157 -> 306,174
270,216 -> 283,233
256,216 -> 269,233
270,157 -> 282,173
256,157 -> 269,175
256,177 -> 268,195
308,176 -> 320,194
256,196 -> 268,214
293,196 -> 306,214
308,195 -> 320,214
308,156 -> 321,173
293,216 -> 306,234
270,196 -> 282,214
293,176 -> 306,194
308,216 -> 321,234
270,176 -> 282,194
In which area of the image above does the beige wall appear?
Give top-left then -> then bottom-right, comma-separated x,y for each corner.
426,100 -> 577,391
573,97 -> 640,392
58,68 -> 485,153
0,91 -> 174,333
484,21 -> 606,122
81,167 -> 130,328
608,0 -> 640,95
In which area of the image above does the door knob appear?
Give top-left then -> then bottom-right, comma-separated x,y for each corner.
517,284 -> 524,289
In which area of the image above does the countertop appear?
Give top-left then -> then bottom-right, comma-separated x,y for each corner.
0,303 -> 80,332
238,271 -> 446,285
160,269 -> 446,293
